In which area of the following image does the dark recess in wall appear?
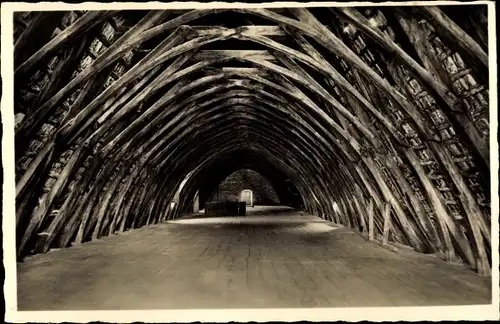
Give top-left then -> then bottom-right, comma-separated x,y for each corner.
209,169 -> 280,205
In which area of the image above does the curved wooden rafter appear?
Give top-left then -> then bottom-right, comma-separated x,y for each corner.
332,7 -> 490,168
55,25 -> 416,153
103,76 -> 360,160
13,6 -> 492,276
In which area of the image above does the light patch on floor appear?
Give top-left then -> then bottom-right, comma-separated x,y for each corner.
16,206 -> 491,310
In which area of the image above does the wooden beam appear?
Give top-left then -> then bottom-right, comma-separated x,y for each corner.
91,166 -> 127,240
118,171 -> 148,233
107,170 -> 136,235
368,198 -> 375,240
137,9 -> 227,41
193,50 -> 277,61
16,141 -> 55,201
382,203 -> 392,245
194,25 -> 286,37
238,7 -> 439,141
74,161 -> 118,244
362,155 -> 427,252
270,50 -> 382,150
17,145 -> 85,257
352,185 -> 368,233
354,164 -> 389,235
15,11 -> 115,76
403,148 -> 476,267
55,156 -> 103,248
285,29 -> 408,146
418,6 -> 488,68
429,142 -> 490,275
394,11 -> 490,169
16,144 -> 56,237
59,27 -> 193,142
85,53 -> 194,147
97,65 -> 164,123
16,11 -> 170,140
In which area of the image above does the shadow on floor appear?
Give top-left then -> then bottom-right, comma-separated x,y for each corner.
180,205 -> 305,220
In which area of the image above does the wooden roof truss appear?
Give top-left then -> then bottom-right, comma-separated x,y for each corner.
13,6 -> 491,276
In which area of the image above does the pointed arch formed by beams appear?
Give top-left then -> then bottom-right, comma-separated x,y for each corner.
91,80 -> 352,165
145,136 -> 316,222
82,72 -> 357,164
14,7 -> 491,275
172,149 -> 307,213
78,54 -> 366,157
101,72 -> 364,165
150,116 -> 339,198
107,85 -> 359,165
62,27 -> 418,153
127,107 -> 430,252
111,106 -> 335,204
167,136 -> 331,221
16,64 -> 426,256
27,26 -> 406,160
134,109 -> 351,193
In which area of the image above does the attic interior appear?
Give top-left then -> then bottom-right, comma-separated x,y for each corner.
11,4 -> 494,310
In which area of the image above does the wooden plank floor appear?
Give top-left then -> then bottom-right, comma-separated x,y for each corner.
17,206 -> 491,310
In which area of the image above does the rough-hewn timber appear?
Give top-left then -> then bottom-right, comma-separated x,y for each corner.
13,5 -> 492,278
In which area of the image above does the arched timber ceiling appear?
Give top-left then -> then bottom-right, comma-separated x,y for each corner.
13,6 -> 491,276
176,149 -> 304,211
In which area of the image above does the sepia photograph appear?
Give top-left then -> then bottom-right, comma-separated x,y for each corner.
2,1 -> 498,322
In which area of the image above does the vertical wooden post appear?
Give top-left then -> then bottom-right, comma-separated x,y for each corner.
362,156 -> 426,252
193,191 -> 200,213
354,164 -> 389,235
429,141 -> 490,275
368,198 -> 374,241
382,202 -> 391,245
353,198 -> 367,233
